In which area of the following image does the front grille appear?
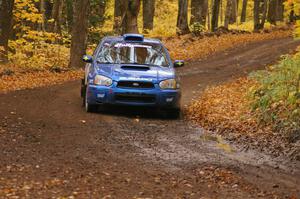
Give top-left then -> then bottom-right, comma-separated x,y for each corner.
115,93 -> 156,103
117,81 -> 154,89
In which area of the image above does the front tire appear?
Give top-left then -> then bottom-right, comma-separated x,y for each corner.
84,87 -> 98,113
85,101 -> 98,113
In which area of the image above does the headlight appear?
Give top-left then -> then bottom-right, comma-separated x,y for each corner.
159,79 -> 178,90
94,75 -> 113,86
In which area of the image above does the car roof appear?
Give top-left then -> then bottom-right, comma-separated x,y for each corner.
102,35 -> 162,45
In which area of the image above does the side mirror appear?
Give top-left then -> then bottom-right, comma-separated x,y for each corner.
174,60 -> 184,68
82,55 -> 93,63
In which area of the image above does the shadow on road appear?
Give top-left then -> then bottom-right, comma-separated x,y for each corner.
89,104 -> 183,120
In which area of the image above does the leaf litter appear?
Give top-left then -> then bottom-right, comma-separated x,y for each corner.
187,78 -> 300,160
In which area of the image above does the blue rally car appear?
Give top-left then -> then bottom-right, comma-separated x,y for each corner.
81,34 -> 184,118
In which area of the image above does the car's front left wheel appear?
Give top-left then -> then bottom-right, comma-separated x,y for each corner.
84,87 -> 98,113
85,101 -> 98,113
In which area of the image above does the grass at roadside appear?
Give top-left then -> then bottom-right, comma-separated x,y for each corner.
187,51 -> 300,160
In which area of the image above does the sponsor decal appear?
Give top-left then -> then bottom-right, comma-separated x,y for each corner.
114,43 -> 152,49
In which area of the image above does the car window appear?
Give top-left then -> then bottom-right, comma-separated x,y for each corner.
96,42 -> 170,67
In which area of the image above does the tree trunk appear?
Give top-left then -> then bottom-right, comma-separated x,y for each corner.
202,0 -> 208,26
50,0 -> 64,34
220,0 -> 223,24
50,0 -> 59,32
122,0 -> 140,34
113,0 -> 124,34
143,0 -> 155,33
65,0 -> 73,33
260,0 -> 268,27
44,0 -> 52,19
254,0 -> 268,31
211,0 -> 220,32
99,0 -> 106,16
289,3 -> 295,23
57,0 -> 64,33
0,0 -> 14,63
224,0 -> 233,28
254,0 -> 260,30
191,0 -> 208,27
207,5 -> 211,30
240,0 -> 247,23
176,0 -> 189,35
276,0 -> 284,21
68,0 -> 90,68
39,0 -> 46,31
267,0 -> 278,25
229,0 -> 237,24
98,0 -> 107,25
191,0 -> 200,24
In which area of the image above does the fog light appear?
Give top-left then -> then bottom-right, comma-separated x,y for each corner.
97,93 -> 105,98
166,97 -> 174,102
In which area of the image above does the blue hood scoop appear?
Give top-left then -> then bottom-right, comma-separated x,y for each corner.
121,65 -> 150,71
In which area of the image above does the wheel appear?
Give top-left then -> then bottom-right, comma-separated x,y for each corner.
85,98 -> 98,113
81,79 -> 86,107
81,78 -> 86,98
165,108 -> 181,119
84,87 -> 98,113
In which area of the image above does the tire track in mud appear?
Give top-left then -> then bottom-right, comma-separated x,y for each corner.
115,117 -> 298,171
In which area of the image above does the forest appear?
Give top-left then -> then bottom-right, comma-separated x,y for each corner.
0,0 -> 299,69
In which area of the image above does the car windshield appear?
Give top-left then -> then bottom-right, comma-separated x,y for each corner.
96,42 -> 170,67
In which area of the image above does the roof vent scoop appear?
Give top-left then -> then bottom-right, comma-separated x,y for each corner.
121,65 -> 150,71
123,34 -> 144,42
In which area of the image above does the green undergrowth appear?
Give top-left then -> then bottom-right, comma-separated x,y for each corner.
249,50 -> 300,140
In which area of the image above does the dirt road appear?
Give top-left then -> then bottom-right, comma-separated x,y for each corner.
0,37 -> 300,198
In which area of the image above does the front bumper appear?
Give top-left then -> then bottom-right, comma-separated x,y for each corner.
86,83 -> 181,108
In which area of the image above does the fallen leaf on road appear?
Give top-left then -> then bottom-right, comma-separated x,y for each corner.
80,120 -> 86,124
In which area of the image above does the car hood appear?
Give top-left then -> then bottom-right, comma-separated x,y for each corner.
95,64 -> 175,83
